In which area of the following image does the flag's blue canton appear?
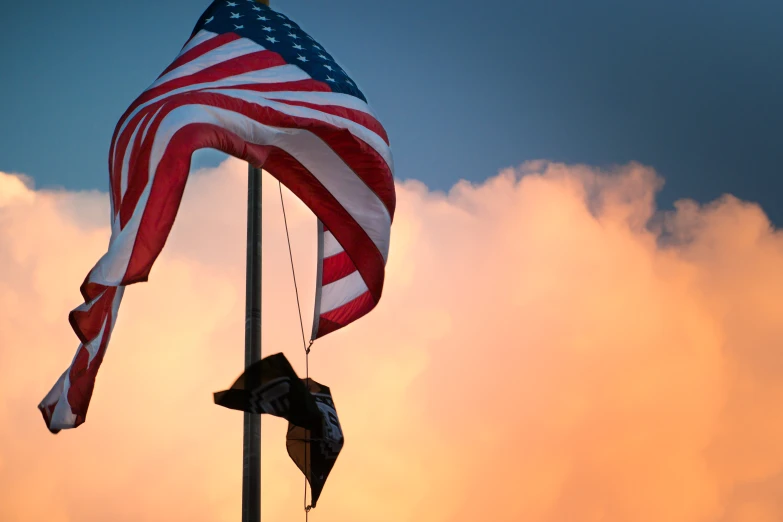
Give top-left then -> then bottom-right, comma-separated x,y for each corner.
193,0 -> 367,103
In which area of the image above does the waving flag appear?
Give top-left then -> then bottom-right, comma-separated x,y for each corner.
39,0 -> 395,433
213,353 -> 322,432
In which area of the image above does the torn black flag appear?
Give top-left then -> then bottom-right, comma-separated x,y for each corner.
213,353 -> 322,432
286,378 -> 344,509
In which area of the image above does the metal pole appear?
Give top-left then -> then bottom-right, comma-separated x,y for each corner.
244,4 -> 269,521
242,164 -> 263,522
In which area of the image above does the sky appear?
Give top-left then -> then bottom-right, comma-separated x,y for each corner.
2,1 -> 783,521
0,0 -> 782,223
2,160 -> 783,521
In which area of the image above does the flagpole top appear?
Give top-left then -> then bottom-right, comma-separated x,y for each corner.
255,0 -> 269,4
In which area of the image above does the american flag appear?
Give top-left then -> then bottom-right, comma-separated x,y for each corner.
38,0 -> 395,433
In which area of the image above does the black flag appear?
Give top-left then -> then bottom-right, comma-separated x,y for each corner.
213,353 -> 322,431
286,378 -> 344,509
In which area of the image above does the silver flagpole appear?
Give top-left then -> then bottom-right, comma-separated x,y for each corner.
244,3 -> 268,521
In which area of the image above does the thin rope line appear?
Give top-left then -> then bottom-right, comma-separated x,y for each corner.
278,181 -> 314,520
278,182 -> 309,351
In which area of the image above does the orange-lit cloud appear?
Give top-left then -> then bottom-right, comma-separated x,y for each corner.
1,158 -> 781,522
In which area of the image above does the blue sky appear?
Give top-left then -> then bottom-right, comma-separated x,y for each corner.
1,0 -> 781,224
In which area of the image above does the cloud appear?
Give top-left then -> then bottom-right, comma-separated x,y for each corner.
0,158 -> 781,522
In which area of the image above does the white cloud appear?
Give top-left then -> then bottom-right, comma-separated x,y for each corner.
0,159 -> 782,521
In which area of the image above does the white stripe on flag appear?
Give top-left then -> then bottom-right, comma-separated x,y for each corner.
180,29 -> 219,55
85,316 -> 109,362
319,270 -> 368,314
119,106 -> 162,206
49,371 -> 77,431
323,230 -> 344,257
152,38 -> 268,89
148,104 -> 391,260
260,90 -> 379,118
113,65 -> 310,166
92,174 -> 156,287
120,115 -> 144,200
202,89 -> 392,168
141,105 -> 164,143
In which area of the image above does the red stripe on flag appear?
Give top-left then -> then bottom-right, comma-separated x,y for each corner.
79,273 -> 108,302
109,49 -> 287,166
316,291 -> 375,338
118,120 -> 386,312
68,290 -> 111,345
111,104 -> 165,215
116,91 -> 395,229
112,111 -> 154,215
305,124 -> 396,220
113,79 -> 332,178
126,112 -> 153,201
206,80 -> 333,94
160,33 -> 241,78
265,98 -> 389,145
126,50 -> 286,118
203,91 -> 395,217
263,149 -> 386,306
66,287 -> 117,429
120,124 -> 274,284
322,251 -> 357,286
117,104 -> 169,229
